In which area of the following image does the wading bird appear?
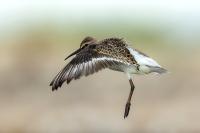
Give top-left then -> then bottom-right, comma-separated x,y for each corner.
50,37 -> 167,118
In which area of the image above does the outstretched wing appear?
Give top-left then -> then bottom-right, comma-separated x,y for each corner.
50,45 -> 129,91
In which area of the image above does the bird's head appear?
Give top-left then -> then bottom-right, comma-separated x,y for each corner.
80,36 -> 97,48
65,36 -> 97,60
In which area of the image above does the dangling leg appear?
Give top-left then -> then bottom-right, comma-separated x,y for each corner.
124,78 -> 135,118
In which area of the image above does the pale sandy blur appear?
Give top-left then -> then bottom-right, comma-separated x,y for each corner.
0,1 -> 200,133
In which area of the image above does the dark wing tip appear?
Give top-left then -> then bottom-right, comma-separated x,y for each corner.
50,66 -> 72,91
50,74 -> 64,91
51,82 -> 62,91
50,80 -> 58,91
67,78 -> 72,84
50,80 -> 54,86
52,87 -> 57,91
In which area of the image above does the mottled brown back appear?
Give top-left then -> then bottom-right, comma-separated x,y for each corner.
96,38 -> 137,64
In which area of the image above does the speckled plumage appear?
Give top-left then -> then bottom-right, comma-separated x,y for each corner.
96,38 -> 137,65
50,36 -> 167,118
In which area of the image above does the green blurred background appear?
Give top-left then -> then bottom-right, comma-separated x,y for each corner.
0,1 -> 200,133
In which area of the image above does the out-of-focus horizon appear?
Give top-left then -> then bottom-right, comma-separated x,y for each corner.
1,1 -> 200,44
0,1 -> 200,133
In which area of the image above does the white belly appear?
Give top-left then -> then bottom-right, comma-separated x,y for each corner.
125,65 -> 152,75
109,64 -> 151,75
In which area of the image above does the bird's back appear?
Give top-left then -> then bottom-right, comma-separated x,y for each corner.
95,38 -> 137,65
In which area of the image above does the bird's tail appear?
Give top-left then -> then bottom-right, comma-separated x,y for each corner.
150,67 -> 168,74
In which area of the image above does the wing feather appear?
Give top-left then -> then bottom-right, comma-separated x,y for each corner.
50,47 -> 129,91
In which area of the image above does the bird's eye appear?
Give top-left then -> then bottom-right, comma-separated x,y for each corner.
81,44 -> 89,49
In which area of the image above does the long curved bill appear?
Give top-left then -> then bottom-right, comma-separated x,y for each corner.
65,48 -> 82,60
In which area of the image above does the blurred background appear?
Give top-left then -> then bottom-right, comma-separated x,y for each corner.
0,0 -> 200,133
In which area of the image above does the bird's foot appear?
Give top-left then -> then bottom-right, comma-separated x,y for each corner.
124,102 -> 131,119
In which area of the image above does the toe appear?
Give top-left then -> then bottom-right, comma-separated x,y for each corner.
124,102 -> 131,119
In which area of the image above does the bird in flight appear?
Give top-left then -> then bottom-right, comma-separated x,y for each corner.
50,36 -> 167,118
